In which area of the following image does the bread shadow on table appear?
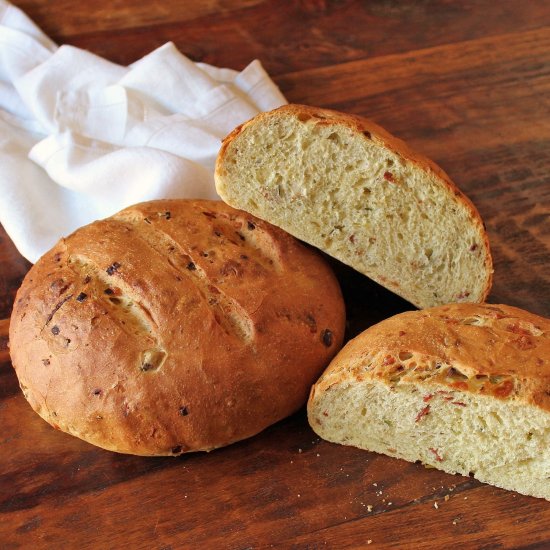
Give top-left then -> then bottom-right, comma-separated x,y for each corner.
322,254 -> 416,342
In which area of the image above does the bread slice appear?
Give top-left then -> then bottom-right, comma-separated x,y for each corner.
215,104 -> 493,309
307,303 -> 550,500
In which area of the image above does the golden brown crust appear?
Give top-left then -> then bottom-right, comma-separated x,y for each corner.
311,303 -> 550,411
216,104 -> 493,303
10,199 -> 346,455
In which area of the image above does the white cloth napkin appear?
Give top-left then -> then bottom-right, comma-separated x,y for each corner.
0,1 -> 286,263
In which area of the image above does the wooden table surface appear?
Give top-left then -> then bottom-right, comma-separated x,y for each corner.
2,1 -> 550,548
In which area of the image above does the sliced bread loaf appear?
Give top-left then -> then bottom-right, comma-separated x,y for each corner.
215,104 -> 493,309
307,303 -> 550,500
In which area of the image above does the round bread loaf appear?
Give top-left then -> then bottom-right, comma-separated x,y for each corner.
10,199 -> 345,456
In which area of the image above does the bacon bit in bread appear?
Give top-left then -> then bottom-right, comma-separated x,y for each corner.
514,334 -> 536,350
106,262 -> 121,275
506,323 -> 531,336
321,329 -> 334,347
452,401 -> 467,407
383,171 -> 396,183
493,379 -> 514,398
323,411 -> 329,417
429,448 -> 443,462
451,381 -> 469,391
383,355 -> 396,366
423,393 -> 434,402
491,312 -> 506,320
105,286 -> 122,296
349,234 -> 356,244
416,405 -> 431,422
443,317 -> 460,325
305,314 -> 317,334
436,390 -> 454,401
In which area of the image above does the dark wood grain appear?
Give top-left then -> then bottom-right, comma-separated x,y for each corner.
0,225 -> 30,320
0,319 -> 9,364
13,0 -> 550,72
2,0 -> 550,547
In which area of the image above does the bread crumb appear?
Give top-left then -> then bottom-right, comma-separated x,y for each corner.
298,448 -> 302,453
367,505 -> 373,512
434,502 -> 439,509
367,540 -> 372,545
444,495 -> 450,502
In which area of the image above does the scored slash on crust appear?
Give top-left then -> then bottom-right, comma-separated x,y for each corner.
112,209 -> 257,344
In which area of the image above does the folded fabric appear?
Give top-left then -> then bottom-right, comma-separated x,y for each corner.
0,0 -> 286,262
